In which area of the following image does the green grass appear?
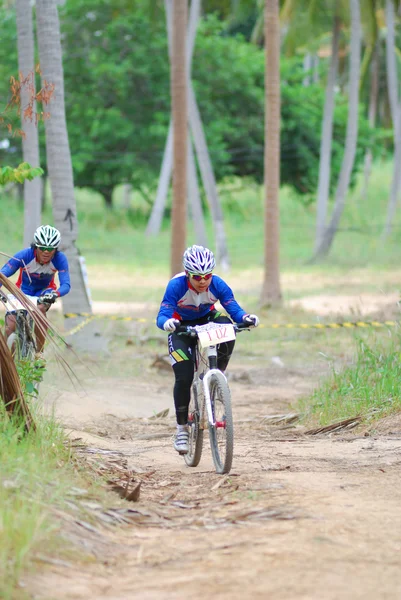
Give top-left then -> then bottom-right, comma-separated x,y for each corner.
0,412 -> 66,598
3,159 -> 401,306
0,402 -> 111,600
299,327 -> 401,427
2,159 -> 401,272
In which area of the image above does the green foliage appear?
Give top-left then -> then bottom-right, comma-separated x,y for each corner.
0,163 -> 43,185
0,1 -> 384,205
59,0 -> 170,206
15,357 -> 43,397
0,409 -> 72,598
280,60 -> 375,201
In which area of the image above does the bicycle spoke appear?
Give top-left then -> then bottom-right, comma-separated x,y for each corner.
208,373 -> 233,474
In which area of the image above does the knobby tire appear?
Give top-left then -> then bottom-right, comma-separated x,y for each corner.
184,383 -> 204,467
208,372 -> 234,474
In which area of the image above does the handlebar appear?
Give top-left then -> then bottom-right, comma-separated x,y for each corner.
175,321 -> 254,337
0,292 -> 57,307
37,297 -> 53,306
37,293 -> 58,306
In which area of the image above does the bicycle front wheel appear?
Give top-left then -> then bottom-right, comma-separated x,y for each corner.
19,320 -> 36,361
208,372 -> 234,474
184,383 -> 204,467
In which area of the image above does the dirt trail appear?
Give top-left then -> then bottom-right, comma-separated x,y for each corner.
29,349 -> 401,600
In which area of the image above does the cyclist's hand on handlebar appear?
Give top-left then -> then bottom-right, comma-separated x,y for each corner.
242,314 -> 260,327
163,318 -> 180,332
38,290 -> 58,305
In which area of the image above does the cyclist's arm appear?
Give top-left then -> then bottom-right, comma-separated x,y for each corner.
0,249 -> 28,279
156,280 -> 181,330
212,275 -> 247,323
53,252 -> 71,297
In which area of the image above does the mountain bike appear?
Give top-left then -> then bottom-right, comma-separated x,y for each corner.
176,321 -> 254,475
2,293 -> 50,393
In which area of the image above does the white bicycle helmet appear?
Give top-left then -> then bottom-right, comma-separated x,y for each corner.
34,225 -> 61,248
183,245 -> 216,274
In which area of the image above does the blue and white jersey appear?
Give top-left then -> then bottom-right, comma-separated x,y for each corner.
0,247 -> 71,297
156,272 -> 247,330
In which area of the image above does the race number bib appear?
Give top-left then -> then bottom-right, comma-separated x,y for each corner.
196,322 -> 236,348
6,294 -> 38,312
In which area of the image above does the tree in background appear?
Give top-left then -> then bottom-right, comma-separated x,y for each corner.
170,0 -> 188,276
58,0 -> 171,208
313,14 -> 341,254
313,0 -> 362,259
261,0 -> 282,307
0,1 -> 373,212
383,0 -> 401,237
16,0 -> 42,246
35,0 -> 92,319
0,68 -> 46,189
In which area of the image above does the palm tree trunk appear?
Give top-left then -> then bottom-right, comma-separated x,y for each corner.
360,40 -> 379,202
147,0 -> 229,269
188,133 -> 207,246
303,52 -> 312,86
36,0 -> 92,317
123,183 -> 132,210
313,0 -> 361,259
314,15 -> 340,253
188,84 -> 229,269
383,0 -> 401,237
260,0 -> 282,307
385,0 -> 399,129
170,0 -> 188,276
16,0 -> 42,247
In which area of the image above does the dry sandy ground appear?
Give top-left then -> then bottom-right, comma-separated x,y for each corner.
25,289 -> 401,600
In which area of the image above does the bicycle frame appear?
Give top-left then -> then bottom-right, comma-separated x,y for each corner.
194,344 -> 227,429
187,321 -> 244,429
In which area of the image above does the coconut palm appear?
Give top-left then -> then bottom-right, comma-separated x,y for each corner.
314,14 -> 341,253
16,0 -> 41,246
360,38 -> 379,202
35,0 -> 92,317
383,0 -> 401,237
170,0 -> 188,276
314,0 -> 362,258
260,0 -> 282,306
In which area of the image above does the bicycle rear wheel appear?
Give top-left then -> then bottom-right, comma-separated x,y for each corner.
184,383 -> 204,467
208,372 -> 234,474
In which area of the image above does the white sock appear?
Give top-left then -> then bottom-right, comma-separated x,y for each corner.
177,424 -> 188,432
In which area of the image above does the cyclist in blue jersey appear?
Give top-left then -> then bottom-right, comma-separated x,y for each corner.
156,245 -> 259,454
0,225 -> 71,356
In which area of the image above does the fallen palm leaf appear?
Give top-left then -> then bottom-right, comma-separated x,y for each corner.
305,415 -> 361,435
262,413 -> 300,424
211,475 -> 229,491
149,408 -> 169,420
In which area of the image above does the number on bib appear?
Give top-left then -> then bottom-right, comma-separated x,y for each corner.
197,323 -> 236,348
